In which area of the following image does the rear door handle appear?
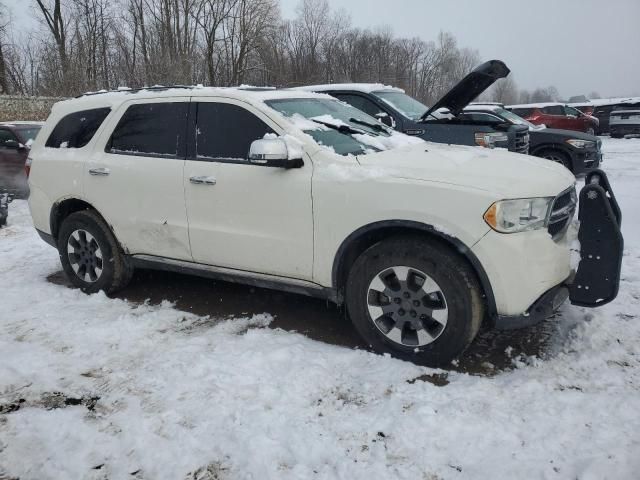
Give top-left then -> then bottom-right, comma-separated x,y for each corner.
89,167 -> 110,176
190,176 -> 217,185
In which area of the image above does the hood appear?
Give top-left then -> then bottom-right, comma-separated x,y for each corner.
357,142 -> 574,199
420,60 -> 510,121
530,128 -> 599,142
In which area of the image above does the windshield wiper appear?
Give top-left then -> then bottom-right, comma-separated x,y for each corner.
311,118 -> 364,135
349,117 -> 390,133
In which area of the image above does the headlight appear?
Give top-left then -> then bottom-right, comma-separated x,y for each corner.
566,139 -> 596,149
483,197 -> 554,233
475,132 -> 509,148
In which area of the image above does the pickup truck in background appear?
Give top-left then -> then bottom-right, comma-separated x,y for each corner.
570,97 -> 640,134
610,108 -> 640,138
297,60 -> 530,154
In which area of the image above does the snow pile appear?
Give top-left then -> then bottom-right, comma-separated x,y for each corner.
353,131 -> 425,151
1,138 -> 640,479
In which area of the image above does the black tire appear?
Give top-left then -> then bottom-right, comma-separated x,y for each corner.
57,210 -> 133,294
539,149 -> 572,171
345,236 -> 484,367
610,132 -> 623,139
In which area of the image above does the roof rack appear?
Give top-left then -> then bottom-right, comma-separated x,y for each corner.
75,85 -> 195,98
75,84 -> 281,98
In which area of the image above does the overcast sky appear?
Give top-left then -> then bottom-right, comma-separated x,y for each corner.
7,0 -> 640,98
280,0 -> 640,98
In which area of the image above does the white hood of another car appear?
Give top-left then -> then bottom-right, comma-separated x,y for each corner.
357,142 -> 575,199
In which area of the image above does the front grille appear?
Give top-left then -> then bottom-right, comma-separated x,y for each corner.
515,132 -> 530,154
548,187 -> 577,240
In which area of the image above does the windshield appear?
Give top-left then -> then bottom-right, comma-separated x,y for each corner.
495,108 -> 539,129
565,106 -> 582,117
373,91 -> 428,120
266,98 -> 394,156
16,127 -> 41,142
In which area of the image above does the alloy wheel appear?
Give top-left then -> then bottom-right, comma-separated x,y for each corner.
543,152 -> 566,165
366,266 -> 448,347
67,229 -> 104,283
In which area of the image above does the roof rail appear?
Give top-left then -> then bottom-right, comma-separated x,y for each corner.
75,85 -> 195,98
74,84 -> 282,98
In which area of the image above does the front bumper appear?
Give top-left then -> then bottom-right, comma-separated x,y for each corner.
611,125 -> 640,136
0,193 -> 13,227
574,149 -> 602,174
483,169 -> 623,329
496,282 -> 570,329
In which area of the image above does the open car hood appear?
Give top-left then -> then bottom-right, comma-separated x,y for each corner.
420,60 -> 510,121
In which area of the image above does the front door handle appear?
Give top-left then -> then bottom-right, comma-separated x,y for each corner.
190,176 -> 217,185
89,167 -> 110,176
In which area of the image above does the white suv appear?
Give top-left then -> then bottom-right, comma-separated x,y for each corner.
27,86 -> 623,366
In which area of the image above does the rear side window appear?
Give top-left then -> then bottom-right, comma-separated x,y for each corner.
195,103 -> 274,161
541,106 -> 564,115
46,108 -> 111,148
334,94 -> 385,117
0,129 -> 19,146
108,102 -> 188,158
511,108 -> 534,117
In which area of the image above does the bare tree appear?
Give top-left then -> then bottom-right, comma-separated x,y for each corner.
35,0 -> 70,92
0,1 -> 9,93
13,0 -> 494,100
530,85 -> 560,103
490,76 -> 519,105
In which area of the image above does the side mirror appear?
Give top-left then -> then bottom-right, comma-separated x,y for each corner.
375,112 -> 396,129
4,140 -> 24,150
248,138 -> 303,169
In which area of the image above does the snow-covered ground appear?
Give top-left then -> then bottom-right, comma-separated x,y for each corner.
2,138 -> 640,480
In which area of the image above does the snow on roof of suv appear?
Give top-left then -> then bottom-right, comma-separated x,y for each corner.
506,102 -> 566,109
54,86 -> 329,112
294,83 -> 405,94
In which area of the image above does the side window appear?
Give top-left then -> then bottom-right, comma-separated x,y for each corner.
46,107 -> 111,148
564,106 -> 580,116
541,105 -> 564,115
464,113 -> 501,123
0,129 -> 18,147
196,102 -> 275,161
511,108 -> 533,117
334,94 -> 385,117
108,102 -> 188,158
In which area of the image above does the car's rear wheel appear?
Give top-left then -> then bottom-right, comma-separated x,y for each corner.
540,149 -> 572,171
57,210 -> 133,294
345,236 -> 484,367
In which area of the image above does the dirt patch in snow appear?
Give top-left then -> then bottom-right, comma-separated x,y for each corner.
0,392 -> 100,415
46,269 -> 560,375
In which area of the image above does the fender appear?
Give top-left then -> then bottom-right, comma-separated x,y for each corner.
530,142 -> 573,158
331,220 -> 497,318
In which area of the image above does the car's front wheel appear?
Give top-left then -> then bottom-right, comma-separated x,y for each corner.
540,149 -> 572,171
57,210 -> 133,294
346,236 -> 484,367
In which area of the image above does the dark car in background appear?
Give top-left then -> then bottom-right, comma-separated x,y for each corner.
297,60 -> 530,154
610,108 -> 640,138
0,122 -> 42,198
570,97 -> 640,134
507,103 -> 599,135
464,104 -> 601,175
